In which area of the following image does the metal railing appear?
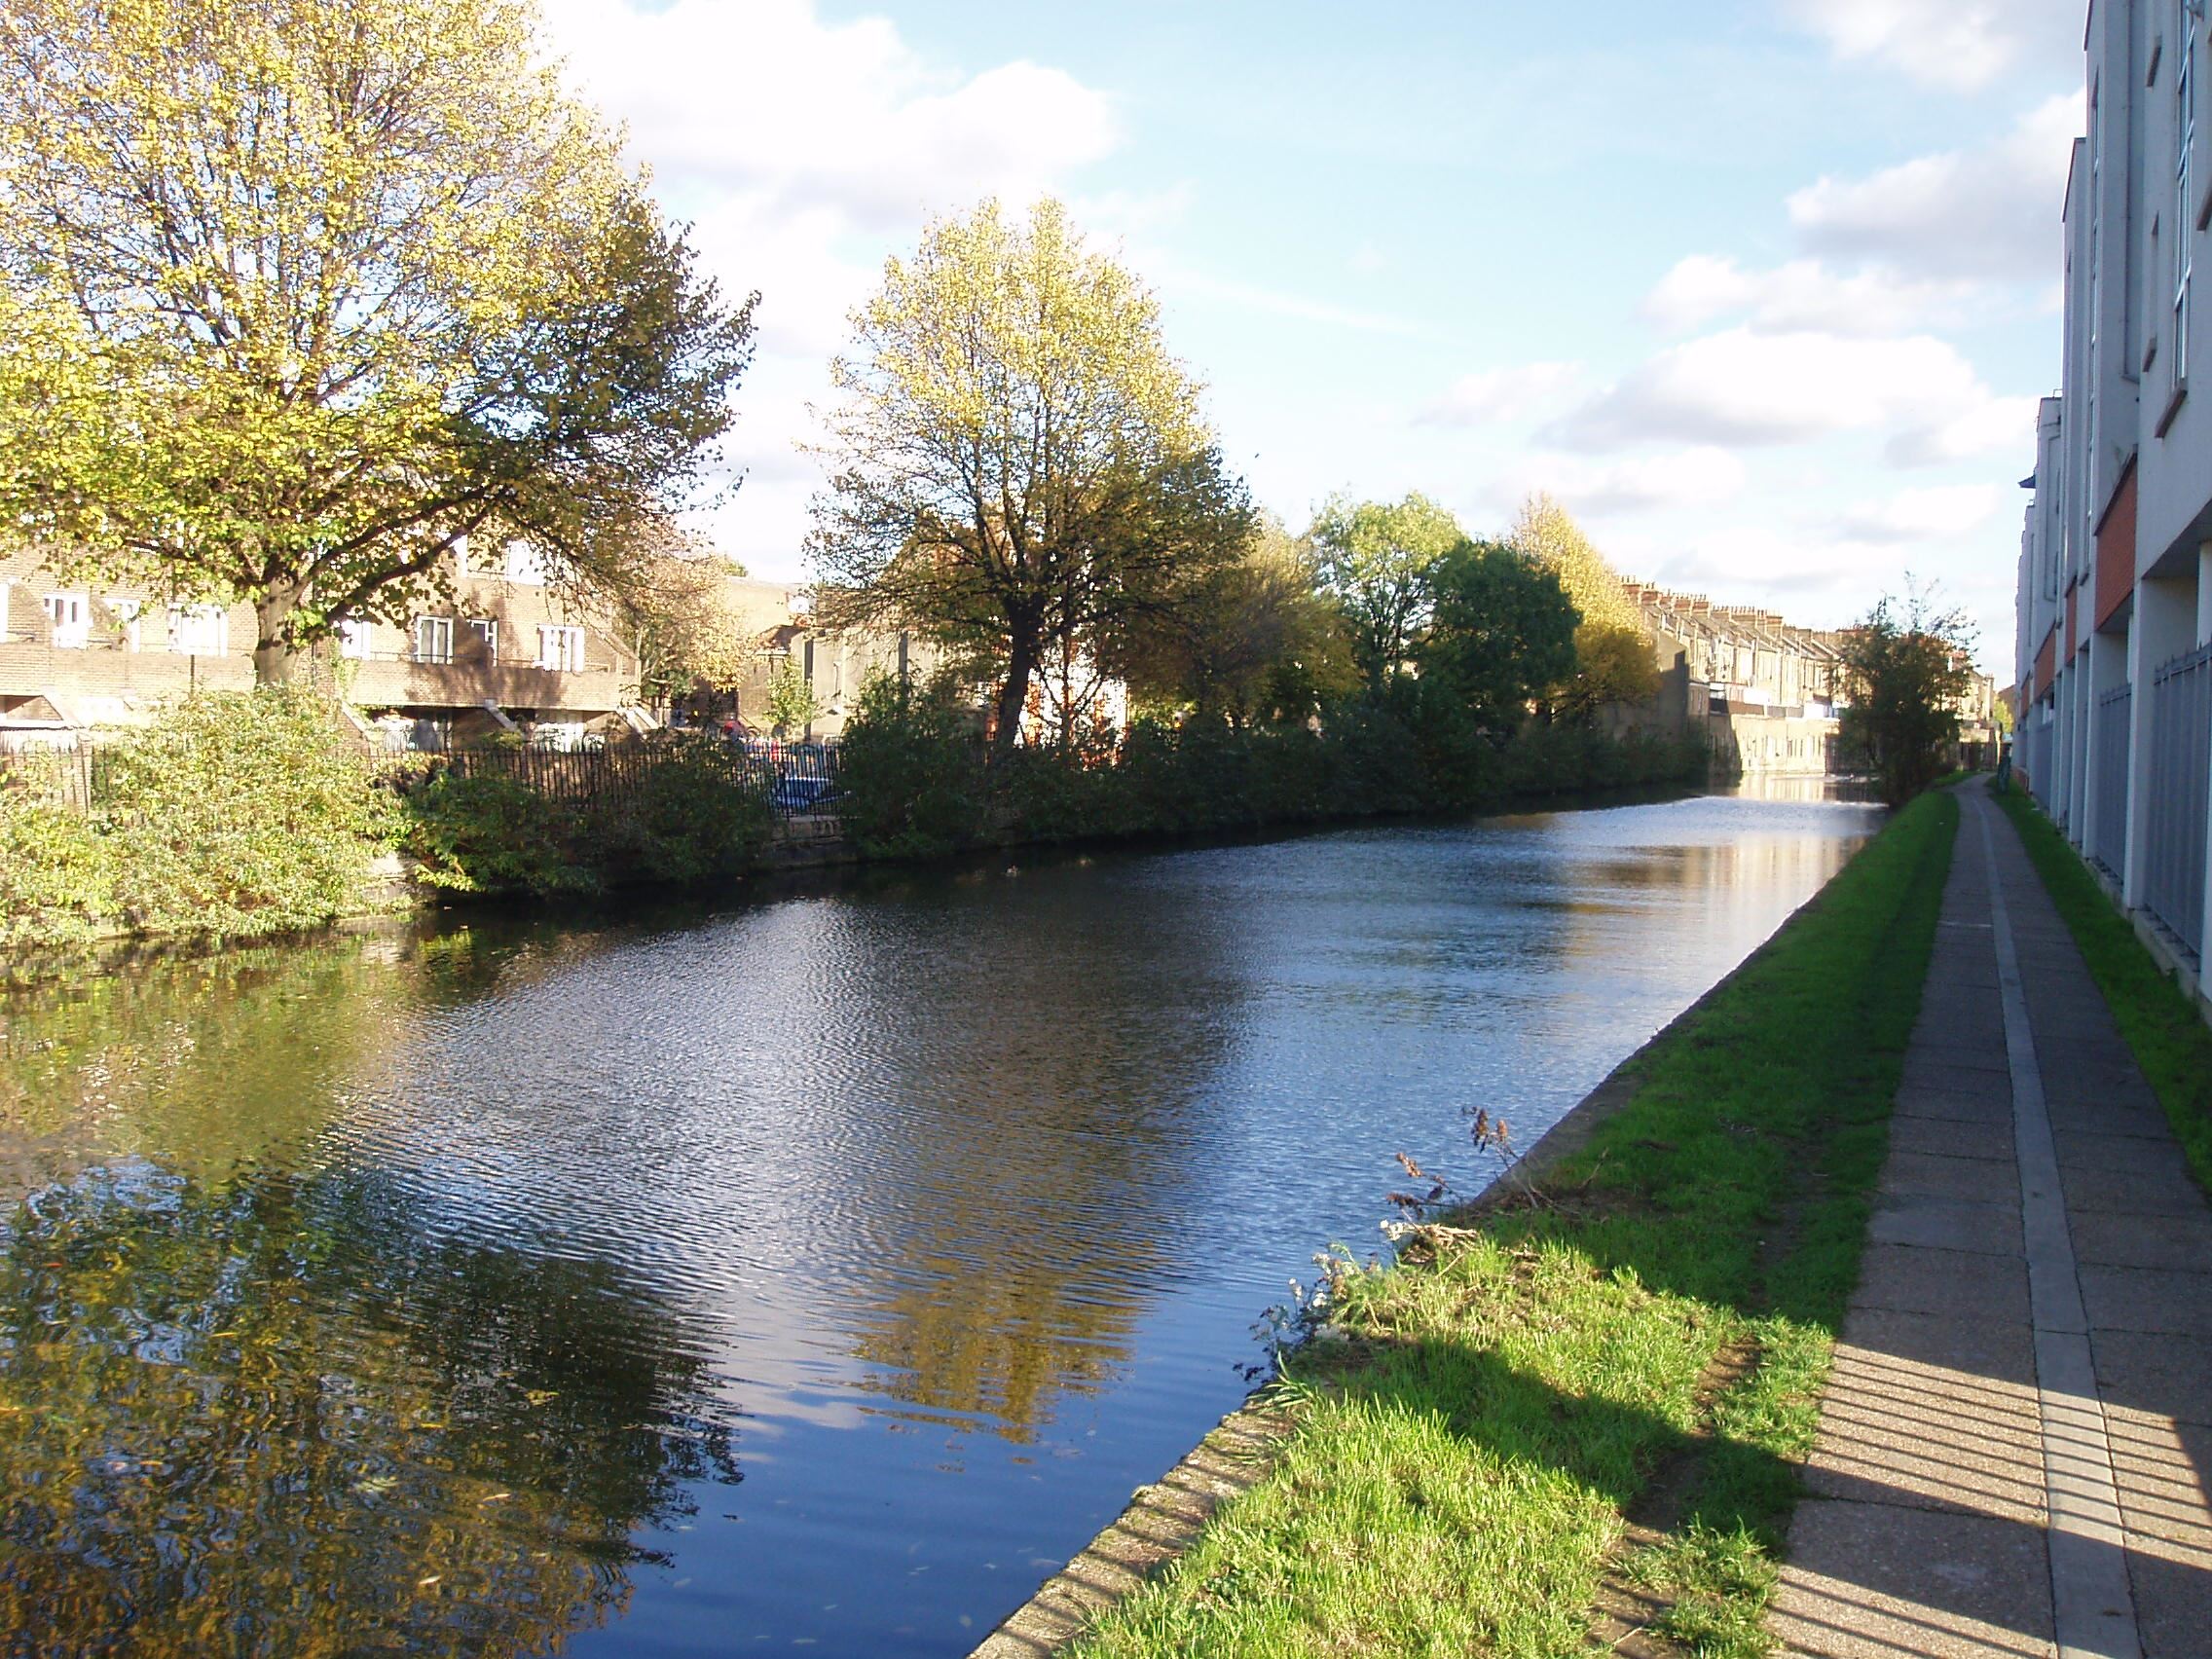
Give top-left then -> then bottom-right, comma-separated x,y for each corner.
2145,644 -> 2212,959
2092,683 -> 2131,877
431,738 -> 841,821
2025,719 -> 2053,809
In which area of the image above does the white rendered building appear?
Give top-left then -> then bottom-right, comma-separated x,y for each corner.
2026,0 -> 2212,1021
2016,0 -> 2212,1017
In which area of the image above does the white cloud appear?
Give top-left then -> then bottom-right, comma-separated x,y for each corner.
1487,447 -> 1751,518
1550,327 -> 2029,461
1788,94 -> 2080,280
1840,483 -> 2007,542
1350,242 -> 1389,276
544,0 -> 1117,230
537,0 -> 1125,576
1417,362 -> 1582,426
1642,254 -> 1982,336
1781,0 -> 2083,93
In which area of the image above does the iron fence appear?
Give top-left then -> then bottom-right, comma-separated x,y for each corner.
2026,718 -> 2053,810
430,738 -> 841,821
0,744 -> 97,813
2145,644 -> 2212,959
2093,683 -> 2132,878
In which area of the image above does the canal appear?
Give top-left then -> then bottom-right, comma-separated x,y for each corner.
0,787 -> 1879,1656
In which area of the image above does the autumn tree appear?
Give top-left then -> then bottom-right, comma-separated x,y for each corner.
1309,492 -> 1465,692
1509,493 -> 1645,635
1838,589 -> 1976,806
1115,514 -> 1354,725
0,0 -> 756,682
611,544 -> 754,713
807,198 -> 1252,758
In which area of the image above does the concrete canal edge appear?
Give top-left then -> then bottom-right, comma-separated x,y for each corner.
966,873 -> 1850,1656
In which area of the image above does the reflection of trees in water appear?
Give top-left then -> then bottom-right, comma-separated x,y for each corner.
819,875 -> 1243,1441
0,1162 -> 737,1657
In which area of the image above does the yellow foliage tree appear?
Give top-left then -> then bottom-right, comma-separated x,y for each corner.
0,0 -> 756,682
1509,494 -> 1646,636
808,198 -> 1252,756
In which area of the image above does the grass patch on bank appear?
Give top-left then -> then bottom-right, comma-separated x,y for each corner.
1994,787 -> 2212,1194
1065,792 -> 1959,1659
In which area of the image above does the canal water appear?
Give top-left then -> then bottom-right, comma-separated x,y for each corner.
0,787 -> 1879,1656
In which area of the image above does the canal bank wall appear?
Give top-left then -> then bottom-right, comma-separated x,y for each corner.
970,790 -> 1946,1658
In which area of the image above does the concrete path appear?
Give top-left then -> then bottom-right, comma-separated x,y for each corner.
1771,784 -> 2212,1658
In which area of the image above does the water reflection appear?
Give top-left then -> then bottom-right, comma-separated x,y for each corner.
0,1161 -> 736,1656
0,790 -> 1880,1655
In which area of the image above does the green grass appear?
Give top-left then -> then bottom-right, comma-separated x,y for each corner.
1067,792 -> 1960,1659
1993,787 -> 2212,1193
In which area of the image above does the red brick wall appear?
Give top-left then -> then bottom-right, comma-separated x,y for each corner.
2095,460 -> 2138,630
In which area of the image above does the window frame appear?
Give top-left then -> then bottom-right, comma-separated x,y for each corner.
166,602 -> 228,657
43,591 -> 90,648
412,615 -> 456,665
469,617 -> 498,660
2178,4 -> 2198,399
535,624 -> 585,673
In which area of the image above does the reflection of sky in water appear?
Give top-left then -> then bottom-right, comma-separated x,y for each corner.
0,789 -> 1880,1656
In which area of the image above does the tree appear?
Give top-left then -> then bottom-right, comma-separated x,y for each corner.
1552,622 -> 1661,723
1309,492 -> 1465,692
1114,514 -> 1355,725
1418,541 -> 1579,733
613,544 -> 754,713
1509,494 -> 1646,636
764,656 -> 824,738
807,198 -> 1252,759
0,0 -> 756,682
1837,589 -> 1976,806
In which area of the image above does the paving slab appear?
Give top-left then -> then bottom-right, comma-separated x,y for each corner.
1877,1151 -> 2027,1207
2061,1163 -> 2208,1217
1886,1116 -> 2018,1162
1866,1194 -> 2022,1256
2077,1264 -> 2212,1337
2068,1211 -> 2212,1273
2050,1129 -> 2194,1176
1894,1084 -> 2014,1124
2090,1331 -> 2212,1425
1853,1242 -> 2030,1322
1771,1501 -> 2055,1658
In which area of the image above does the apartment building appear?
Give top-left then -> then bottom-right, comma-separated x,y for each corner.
2014,0 -> 2212,1012
0,542 -> 641,751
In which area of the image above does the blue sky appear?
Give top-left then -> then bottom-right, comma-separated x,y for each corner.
544,0 -> 2087,670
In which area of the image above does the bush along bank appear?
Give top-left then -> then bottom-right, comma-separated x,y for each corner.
0,694 -> 775,946
1051,790 -> 1958,1659
0,682 -> 1712,948
834,675 -> 1719,861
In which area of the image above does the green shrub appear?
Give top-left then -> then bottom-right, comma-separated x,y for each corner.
401,769 -> 600,899
0,759 -> 113,944
593,736 -> 770,884
836,675 -> 986,858
94,691 -> 397,939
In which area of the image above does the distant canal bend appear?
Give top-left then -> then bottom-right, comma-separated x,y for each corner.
0,788 -> 1879,1656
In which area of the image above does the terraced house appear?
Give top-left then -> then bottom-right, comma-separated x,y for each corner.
2015,0 -> 2212,1014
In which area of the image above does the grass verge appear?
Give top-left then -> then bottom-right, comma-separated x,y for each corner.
1063,792 -> 1960,1659
1993,787 -> 2212,1193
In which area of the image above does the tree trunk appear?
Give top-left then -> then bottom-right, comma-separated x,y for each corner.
253,587 -> 299,686
992,635 -> 1038,762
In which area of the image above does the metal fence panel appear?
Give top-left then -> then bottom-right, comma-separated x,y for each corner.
2093,684 -> 2132,877
2146,644 -> 2212,959
434,738 -> 841,822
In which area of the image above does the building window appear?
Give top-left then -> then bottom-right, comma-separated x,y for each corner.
413,615 -> 455,664
43,592 -> 90,648
536,625 -> 585,673
2179,4 -> 2197,396
338,618 -> 373,659
470,618 -> 498,659
503,541 -> 548,586
167,603 -> 228,656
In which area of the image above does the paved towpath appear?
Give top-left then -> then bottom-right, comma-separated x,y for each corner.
1771,782 -> 2212,1658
